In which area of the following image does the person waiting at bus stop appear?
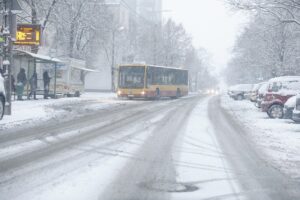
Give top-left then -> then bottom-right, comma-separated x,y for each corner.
16,68 -> 27,101
28,72 -> 38,100
43,70 -> 51,99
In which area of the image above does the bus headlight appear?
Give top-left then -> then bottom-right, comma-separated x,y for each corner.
141,91 -> 146,95
117,90 -> 122,95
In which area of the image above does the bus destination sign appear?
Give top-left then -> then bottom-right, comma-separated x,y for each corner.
14,24 -> 41,46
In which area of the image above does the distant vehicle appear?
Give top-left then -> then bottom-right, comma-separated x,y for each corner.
53,58 -> 96,97
117,64 -> 189,99
292,95 -> 300,123
261,76 -> 300,119
205,88 -> 220,95
228,84 -> 253,100
250,82 -> 266,102
0,75 -> 5,120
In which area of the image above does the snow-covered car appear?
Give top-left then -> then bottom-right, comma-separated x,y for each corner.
250,82 -> 266,102
228,84 -> 253,100
284,95 -> 297,119
255,82 -> 268,108
292,95 -> 300,122
261,76 -> 300,119
0,75 -> 5,120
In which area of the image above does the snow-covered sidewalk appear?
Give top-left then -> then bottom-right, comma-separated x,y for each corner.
0,92 -> 125,130
221,95 -> 300,178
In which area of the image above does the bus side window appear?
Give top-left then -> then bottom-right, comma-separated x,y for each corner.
147,67 -> 153,86
184,71 -> 188,85
153,68 -> 157,85
170,71 -> 175,85
175,70 -> 181,85
157,68 -> 163,85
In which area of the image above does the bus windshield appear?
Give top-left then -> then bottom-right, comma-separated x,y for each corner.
119,66 -> 145,88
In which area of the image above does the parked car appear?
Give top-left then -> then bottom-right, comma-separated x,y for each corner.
228,84 -> 253,100
250,82 -> 266,102
284,95 -> 297,119
256,82 -> 269,108
261,76 -> 300,119
0,75 -> 5,120
292,95 -> 300,123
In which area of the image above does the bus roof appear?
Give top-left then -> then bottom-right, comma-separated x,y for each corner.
119,64 -> 188,71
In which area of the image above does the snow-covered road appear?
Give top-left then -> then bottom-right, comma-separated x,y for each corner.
0,94 -> 299,200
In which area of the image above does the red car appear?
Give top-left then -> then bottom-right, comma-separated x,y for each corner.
261,76 -> 300,119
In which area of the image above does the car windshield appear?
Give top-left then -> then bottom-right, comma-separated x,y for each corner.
252,83 -> 264,91
269,82 -> 283,92
2,1 -> 300,200
259,83 -> 268,94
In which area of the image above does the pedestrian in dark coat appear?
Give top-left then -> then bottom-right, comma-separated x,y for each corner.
43,70 -> 51,99
16,68 -> 27,100
28,72 -> 38,100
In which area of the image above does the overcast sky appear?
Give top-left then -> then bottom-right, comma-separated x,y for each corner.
163,0 -> 249,71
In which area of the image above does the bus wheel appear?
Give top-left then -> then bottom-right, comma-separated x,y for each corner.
155,89 -> 161,100
176,89 -> 181,98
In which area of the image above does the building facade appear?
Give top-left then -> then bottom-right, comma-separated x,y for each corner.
85,0 -> 163,92
137,0 -> 162,24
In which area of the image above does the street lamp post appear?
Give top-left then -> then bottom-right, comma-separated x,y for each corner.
111,26 -> 124,92
111,30 -> 116,92
2,0 -> 21,115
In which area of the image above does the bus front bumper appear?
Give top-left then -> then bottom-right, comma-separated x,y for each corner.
117,90 -> 158,98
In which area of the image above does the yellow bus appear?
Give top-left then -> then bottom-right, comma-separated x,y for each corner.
117,64 -> 189,99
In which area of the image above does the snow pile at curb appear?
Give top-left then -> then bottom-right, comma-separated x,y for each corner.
221,95 -> 300,178
0,93 -> 118,130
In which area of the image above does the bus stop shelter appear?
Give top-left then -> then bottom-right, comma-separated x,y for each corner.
12,50 -> 63,98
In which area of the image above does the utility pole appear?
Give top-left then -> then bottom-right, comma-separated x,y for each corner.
111,30 -> 115,92
2,0 -> 13,115
111,26 -> 124,92
1,0 -> 21,115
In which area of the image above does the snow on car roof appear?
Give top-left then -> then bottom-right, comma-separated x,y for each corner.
269,76 -> 300,83
230,84 -> 253,91
252,82 -> 267,91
